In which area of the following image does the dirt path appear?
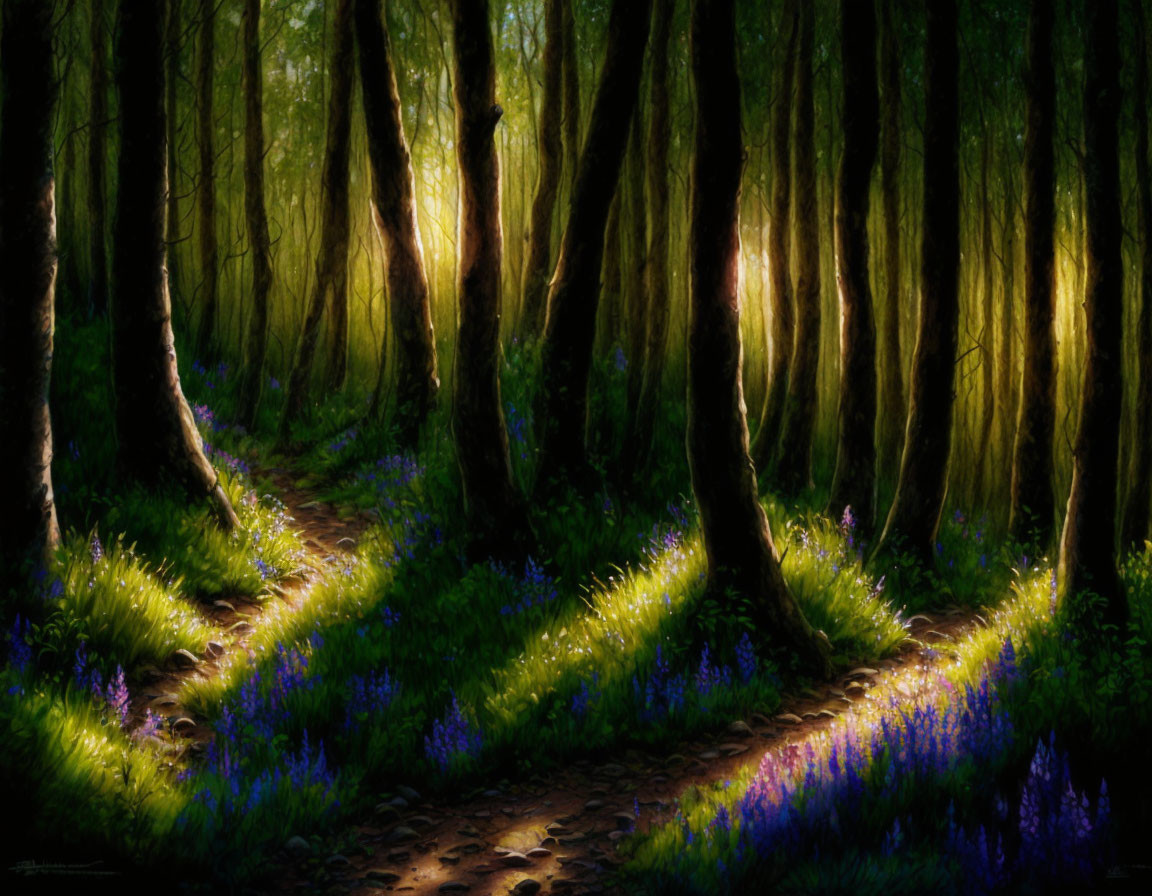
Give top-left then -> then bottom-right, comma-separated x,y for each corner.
273,610 -> 984,896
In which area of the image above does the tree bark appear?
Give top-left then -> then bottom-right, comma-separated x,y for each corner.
519,0 -> 564,341
166,0 -> 181,296
826,0 -> 880,530
355,0 -> 440,444
194,0 -> 219,360
535,0 -> 653,492
775,0 -> 821,497
111,0 -> 238,530
1122,0 -> 1152,553
1058,0 -> 1126,624
976,132 -> 996,499
88,0 -> 109,317
451,0 -> 532,560
280,0 -> 356,444
561,0 -> 580,195
622,112 -> 649,481
237,0 -> 273,429
876,0 -> 905,486
1010,0 -> 1058,548
875,0 -> 960,564
750,0 -> 798,474
687,0 -> 832,680
0,0 -> 61,583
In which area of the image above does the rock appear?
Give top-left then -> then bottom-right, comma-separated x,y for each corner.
386,849 -> 410,863
844,681 -> 865,694
439,882 -> 470,892
513,880 -> 542,896
386,825 -> 418,844
483,788 -> 502,797
801,712 -> 818,721
388,796 -> 409,810
172,649 -> 199,669
212,599 -> 236,612
172,717 -> 196,735
613,812 -> 635,830
325,854 -> 350,868
285,835 -> 311,858
607,830 -> 629,842
228,621 -> 252,634
473,809 -> 491,819
848,666 -> 879,678
205,641 -> 225,658
829,687 -> 845,697
407,815 -> 436,830
545,822 -> 571,836
457,824 -> 481,837
151,694 -> 178,708
775,713 -> 803,724
599,763 -> 627,778
719,743 -> 748,756
396,785 -> 422,804
727,720 -> 752,737
526,847 -> 552,859
907,614 -> 934,625
363,869 -> 400,884
584,799 -> 604,811
698,749 -> 720,760
499,852 -> 532,868
374,803 -> 400,823
557,833 -> 586,845
439,855 -> 460,865
817,709 -> 837,719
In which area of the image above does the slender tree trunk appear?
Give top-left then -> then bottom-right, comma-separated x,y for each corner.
622,112 -> 649,480
535,0 -> 653,492
326,266 -> 349,390
750,0 -> 798,473
280,0 -> 355,444
876,0 -> 905,485
112,0 -> 238,530
597,191 -> 624,356
875,0 -> 960,563
630,0 -> 674,476
194,0 -> 219,360
237,0 -> 273,428
166,0 -> 181,295
88,0 -> 109,317
0,0 -> 61,584
1059,0 -> 1126,624
998,167 -> 1018,492
1010,0 -> 1058,548
687,0 -> 832,679
775,0 -> 821,496
826,0 -> 880,530
976,133 -> 996,499
355,0 -> 439,443
451,0 -> 532,560
561,0 -> 580,194
1122,0 -> 1152,552
519,0 -> 564,341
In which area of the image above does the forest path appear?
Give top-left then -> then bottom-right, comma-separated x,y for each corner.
127,464 -> 374,747
273,609 -> 985,896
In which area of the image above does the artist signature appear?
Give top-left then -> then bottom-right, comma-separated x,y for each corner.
8,860 -> 120,878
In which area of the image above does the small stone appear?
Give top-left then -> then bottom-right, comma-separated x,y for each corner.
386,849 -> 409,863
775,713 -> 803,724
584,799 -> 604,811
228,621 -> 252,634
396,784 -> 422,803
457,824 -> 480,837
407,815 -> 435,830
828,687 -> 845,697
817,709 -> 837,719
545,822 -> 571,836
557,833 -> 586,845
172,649 -> 199,669
325,854 -> 350,868
387,826 -> 418,844
513,880 -> 541,896
205,641 -> 225,658
599,763 -> 627,778
374,803 -> 400,823
363,868 -> 401,884
439,882 -> 470,893
151,694 -> 178,708
607,830 -> 628,842
727,720 -> 752,736
212,599 -> 236,612
801,712 -> 818,721
612,812 -> 634,830
452,842 -> 484,855
389,796 -> 409,809
439,855 -> 460,866
172,717 -> 196,734
499,852 -> 532,868
698,749 -> 720,760
847,667 -> 879,678
845,681 -> 865,694
473,810 -> 491,819
719,743 -> 748,756
526,847 -> 552,859
285,835 -> 311,857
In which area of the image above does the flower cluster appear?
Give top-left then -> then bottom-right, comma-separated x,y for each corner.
571,673 -> 601,718
343,669 -> 400,732
424,694 -> 483,773
694,645 -> 733,698
327,427 -> 358,455
505,402 -> 530,458
72,645 -> 132,730
497,557 -> 558,616
633,646 -> 687,721
734,632 -> 757,683
356,454 -> 423,511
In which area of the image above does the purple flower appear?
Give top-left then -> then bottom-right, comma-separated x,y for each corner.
735,632 -> 757,683
424,695 -> 483,773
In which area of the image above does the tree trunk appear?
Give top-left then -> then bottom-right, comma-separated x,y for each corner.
876,0 -> 905,486
535,0 -> 653,492
629,0 -> 674,478
1122,0 -> 1152,553
280,0 -> 355,444
775,0 -> 821,497
826,0 -> 880,530
1010,0 -> 1058,548
0,0 -> 61,584
1058,0 -> 1126,624
875,0 -> 959,564
687,0 -> 832,679
355,0 -> 440,444
976,132 -> 996,499
237,0 -> 272,429
561,0 -> 580,195
519,0 -> 564,341
750,0 -> 798,474
111,0 -> 238,530
88,0 -> 109,317
194,0 -> 219,360
450,0 -> 532,560
597,190 -> 624,356
622,112 -> 649,481
166,0 -> 181,296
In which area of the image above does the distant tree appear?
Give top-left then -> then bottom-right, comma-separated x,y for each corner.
280,0 -> 356,444
535,0 -> 653,492
875,0 -> 960,563
1058,0 -> 1126,625
237,0 -> 272,429
111,0 -> 238,530
687,0 -> 832,679
1010,0 -> 1058,549
519,0 -> 564,341
194,0 -> 219,359
561,0 -> 580,195
88,0 -> 109,317
166,0 -> 182,294
750,0 -> 798,474
826,0 -> 880,530
1122,0 -> 1152,553
450,0 -> 533,560
0,0 -> 61,584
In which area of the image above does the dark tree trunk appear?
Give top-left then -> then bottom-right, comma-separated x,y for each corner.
561,0 -> 580,194
111,0 -> 238,530
535,0 -> 653,492
166,0 -> 181,295
0,0 -> 61,584
1058,0 -> 1126,624
750,0 -> 798,474
326,265 -> 349,391
1122,0 -> 1152,553
519,0 -> 564,341
194,0 -> 219,360
355,0 -> 439,443
280,0 -> 355,444
775,0 -> 821,496
237,0 -> 272,429
875,0 -> 959,564
1010,0 -> 1058,548
826,0 -> 880,529
876,0 -> 905,485
629,0 -> 674,477
998,168 -> 1018,491
88,0 -> 109,317
976,133 -> 996,499
622,113 -> 649,481
597,190 -> 624,357
687,0 -> 832,679
451,0 -> 532,560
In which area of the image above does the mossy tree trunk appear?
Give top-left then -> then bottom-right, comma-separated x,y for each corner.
88,0 -> 109,317
194,0 -> 219,360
